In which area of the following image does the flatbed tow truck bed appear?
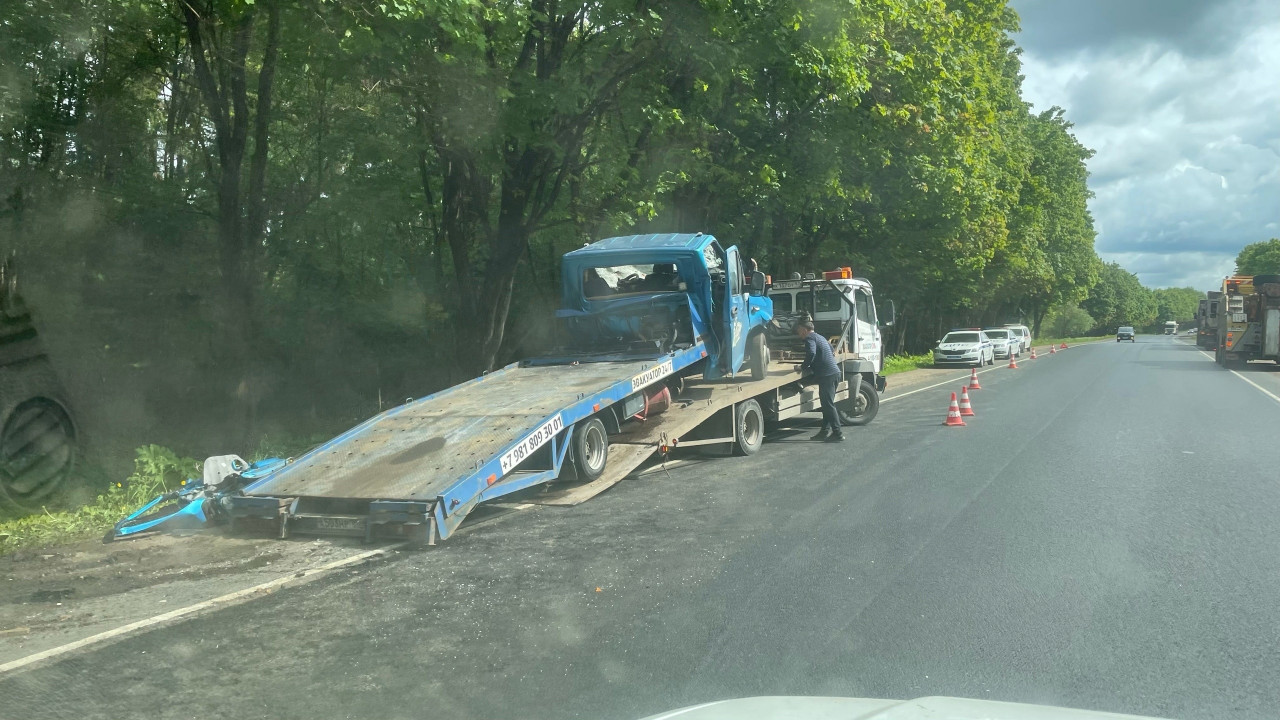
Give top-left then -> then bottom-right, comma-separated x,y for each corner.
538,359 -> 858,506
227,343 -> 866,544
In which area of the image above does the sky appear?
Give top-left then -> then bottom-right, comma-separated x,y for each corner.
1009,0 -> 1280,290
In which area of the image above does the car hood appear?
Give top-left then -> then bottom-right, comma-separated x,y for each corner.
936,344 -> 978,351
639,695 -> 1166,720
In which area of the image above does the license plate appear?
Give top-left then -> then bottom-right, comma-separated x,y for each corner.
314,516 -> 364,531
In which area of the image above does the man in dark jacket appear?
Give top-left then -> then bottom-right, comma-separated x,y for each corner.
795,319 -> 844,441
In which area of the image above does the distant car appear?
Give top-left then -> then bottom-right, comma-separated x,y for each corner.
982,328 -> 1020,359
1003,324 -> 1032,353
1184,328 -> 1196,335
1116,326 -> 1135,342
934,330 -> 994,367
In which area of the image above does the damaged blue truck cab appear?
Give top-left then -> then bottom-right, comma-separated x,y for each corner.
556,232 -> 773,379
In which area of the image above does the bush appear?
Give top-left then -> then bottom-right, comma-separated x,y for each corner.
0,445 -> 200,554
1044,305 -> 1094,338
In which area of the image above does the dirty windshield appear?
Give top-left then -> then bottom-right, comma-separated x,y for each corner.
3,1 -> 1278,720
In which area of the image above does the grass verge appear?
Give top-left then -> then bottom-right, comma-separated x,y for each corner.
0,445 -> 200,556
0,434 -> 328,556
882,353 -> 934,375
1032,335 -> 1109,348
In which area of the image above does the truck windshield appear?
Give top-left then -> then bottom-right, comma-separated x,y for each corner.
583,264 -> 682,298
814,289 -> 843,313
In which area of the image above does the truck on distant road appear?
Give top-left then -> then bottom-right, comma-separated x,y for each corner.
1163,320 -> 1177,335
111,234 -> 889,544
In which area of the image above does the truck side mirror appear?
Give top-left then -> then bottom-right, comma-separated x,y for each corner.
880,299 -> 896,327
749,271 -> 767,296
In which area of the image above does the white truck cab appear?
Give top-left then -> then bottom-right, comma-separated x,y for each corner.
768,268 -> 885,372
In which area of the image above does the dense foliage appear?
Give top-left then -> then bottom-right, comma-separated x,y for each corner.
0,0 -> 1145,470
1235,239 -> 1280,276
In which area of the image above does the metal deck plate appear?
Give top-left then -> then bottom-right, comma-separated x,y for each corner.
244,361 -> 665,501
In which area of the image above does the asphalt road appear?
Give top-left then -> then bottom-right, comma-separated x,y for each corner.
6,336 -> 1280,720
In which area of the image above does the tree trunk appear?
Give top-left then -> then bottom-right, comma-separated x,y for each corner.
180,0 -> 281,441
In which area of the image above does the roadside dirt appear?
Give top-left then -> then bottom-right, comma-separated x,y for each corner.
0,532 -> 369,664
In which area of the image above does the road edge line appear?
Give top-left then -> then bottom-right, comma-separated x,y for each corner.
0,542 -> 406,677
1193,347 -> 1280,405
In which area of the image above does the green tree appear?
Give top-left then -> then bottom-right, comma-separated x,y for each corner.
1043,304 -> 1094,338
1152,287 -> 1203,323
1082,262 -> 1156,331
1235,238 -> 1280,275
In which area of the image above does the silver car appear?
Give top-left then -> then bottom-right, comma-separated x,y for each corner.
983,328 -> 1020,358
933,330 -> 994,367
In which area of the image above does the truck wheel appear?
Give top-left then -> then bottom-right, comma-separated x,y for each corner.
570,417 -> 609,481
1215,345 -> 1224,365
733,400 -> 764,456
839,379 -> 879,426
748,332 -> 769,381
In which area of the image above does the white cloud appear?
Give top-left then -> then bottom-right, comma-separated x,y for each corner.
1014,2 -> 1280,291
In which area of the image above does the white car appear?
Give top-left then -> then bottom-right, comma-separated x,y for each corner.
982,328 -> 1020,359
933,330 -> 994,367
1003,324 -> 1032,353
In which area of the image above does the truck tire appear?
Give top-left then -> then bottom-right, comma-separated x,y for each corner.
733,399 -> 764,456
839,378 -> 879,426
570,417 -> 609,482
748,332 -> 769,381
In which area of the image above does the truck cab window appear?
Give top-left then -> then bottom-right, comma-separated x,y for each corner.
855,289 -> 874,323
815,289 -> 843,314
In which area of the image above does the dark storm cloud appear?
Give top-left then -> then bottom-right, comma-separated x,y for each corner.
1014,0 -> 1278,58
1011,0 -> 1280,290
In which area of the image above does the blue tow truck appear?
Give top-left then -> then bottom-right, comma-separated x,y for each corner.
110,233 -> 887,544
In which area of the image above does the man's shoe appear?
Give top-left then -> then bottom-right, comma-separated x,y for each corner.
825,433 -> 846,442
810,430 -> 830,441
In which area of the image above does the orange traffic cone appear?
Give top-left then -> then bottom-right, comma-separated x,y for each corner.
959,385 -> 975,417
1049,344 -> 1057,354
1060,342 -> 1068,349
944,392 -> 966,426
1030,347 -> 1038,360
1008,354 -> 1019,369
968,367 -> 982,390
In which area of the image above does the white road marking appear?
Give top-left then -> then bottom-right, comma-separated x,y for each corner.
1194,347 -> 1280,405
881,366 -> 1002,404
0,542 -> 411,676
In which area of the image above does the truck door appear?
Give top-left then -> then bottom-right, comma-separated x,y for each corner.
722,247 -> 749,375
854,287 -> 881,371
